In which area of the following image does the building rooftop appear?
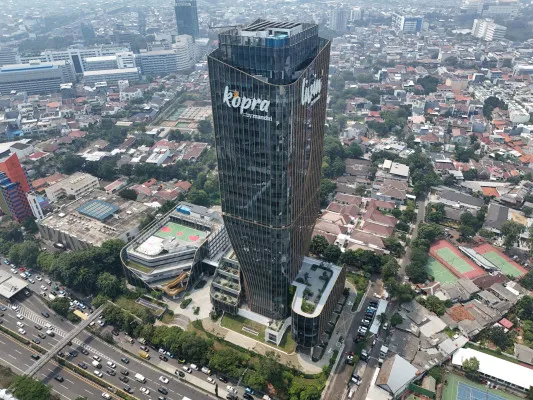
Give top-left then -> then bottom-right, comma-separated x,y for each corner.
85,56 -> 117,62
39,190 -> 151,247
83,68 -> 138,76
291,257 -> 343,318
0,270 -> 28,299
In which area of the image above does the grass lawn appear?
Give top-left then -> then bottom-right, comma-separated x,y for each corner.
160,312 -> 175,324
221,314 -> 296,353
442,373 -> 522,400
115,296 -> 156,318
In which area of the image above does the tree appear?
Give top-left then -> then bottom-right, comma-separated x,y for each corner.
486,326 -> 512,351
118,188 -> 138,201
8,241 -> 40,268
323,245 -> 341,263
524,207 -> 533,217
61,154 -> 85,174
10,376 -> 52,400
390,313 -> 403,326
416,76 -> 439,94
383,237 -> 405,257
516,296 -> 533,321
208,348 -> 249,377
346,143 -> 363,158
462,356 -> 479,379
421,295 -> 446,316
50,296 -> 70,317
501,220 -> 525,251
197,119 -> 213,135
382,258 -> 400,281
96,272 -> 122,298
22,217 -> 38,234
187,189 -> 210,207
310,235 -> 329,256
406,262 -> 427,283
521,270 -> 533,291
483,96 -> 506,120
320,179 -> 337,206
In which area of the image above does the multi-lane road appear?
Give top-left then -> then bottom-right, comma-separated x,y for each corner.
0,294 -> 212,400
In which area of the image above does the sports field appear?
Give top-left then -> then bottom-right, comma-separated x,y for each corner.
426,257 -> 457,284
442,373 -> 521,400
474,244 -> 527,278
430,240 -> 486,279
154,222 -> 206,243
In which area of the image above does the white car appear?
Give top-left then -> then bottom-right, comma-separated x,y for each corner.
159,376 -> 169,384
18,328 -> 26,335
28,278 -> 35,284
106,361 -> 116,369
10,304 -> 18,310
36,276 -> 42,281
94,370 -> 103,378
101,394 -> 111,399
10,268 -> 16,274
97,320 -> 105,327
16,322 -> 24,328
40,285 -> 47,291
207,377 -> 215,384
16,314 -> 23,320
140,387 -> 150,395
227,386 -> 236,394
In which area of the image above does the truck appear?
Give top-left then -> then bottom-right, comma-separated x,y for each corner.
134,373 -> 146,383
91,360 -> 101,369
139,351 -> 150,360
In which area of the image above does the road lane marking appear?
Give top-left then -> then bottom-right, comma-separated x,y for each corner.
66,378 -> 75,384
52,388 -> 72,400
7,354 -> 16,359
0,355 -> 24,372
84,389 -> 95,395
14,349 -> 22,354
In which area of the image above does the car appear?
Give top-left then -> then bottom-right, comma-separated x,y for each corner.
207,377 -> 216,384
227,386 -> 236,394
183,366 -> 192,374
0,306 -> 6,311
0,320 -> 3,324
159,354 -> 168,361
38,333 -> 46,339
218,376 -> 228,383
97,319 -> 105,326
81,348 -> 89,355
159,376 -> 169,384
120,369 -> 129,376
106,369 -> 116,376
34,324 -> 42,330
112,329 -> 119,336
383,322 -> 389,331
140,387 -> 150,395
28,278 -> 35,284
176,370 -> 186,378
10,304 -> 17,310
369,301 -> 378,307
31,354 -> 40,360
69,350 -> 78,358
40,285 -> 47,291
245,387 -> 255,395
372,338 -> 377,347
351,374 -> 362,385
360,349 -> 369,361
227,395 -> 239,400
16,322 -> 24,328
106,361 -> 116,369
120,357 -> 129,364
119,376 -> 129,383
32,338 -> 40,344
10,268 -> 16,274
36,276 -> 42,281
41,311 -> 49,318
190,363 -> 199,370
178,358 -> 186,364
358,326 -> 368,335
16,314 -> 23,320
158,348 -> 166,354
244,394 -> 254,400
158,388 -> 169,395
18,328 -> 26,335
57,351 -> 65,358
93,355 -> 101,362
94,370 -> 103,378
123,386 -> 133,394
140,345 -> 148,352
54,376 -> 64,382
78,362 -> 88,370
158,397 -> 167,400
101,394 -> 111,399
3,259 -> 9,264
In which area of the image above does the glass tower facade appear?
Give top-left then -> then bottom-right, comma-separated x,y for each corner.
174,0 -> 200,40
208,20 -> 331,320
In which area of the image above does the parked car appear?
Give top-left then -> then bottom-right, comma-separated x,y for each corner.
54,376 -> 64,382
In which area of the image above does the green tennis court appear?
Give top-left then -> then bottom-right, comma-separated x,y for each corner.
436,248 -> 474,274
426,257 -> 457,284
482,251 -> 526,277
154,222 -> 206,243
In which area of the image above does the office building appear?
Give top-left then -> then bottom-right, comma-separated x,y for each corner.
208,20 -> 333,321
19,45 -> 130,73
350,7 -> 363,21
83,67 -> 140,85
392,13 -> 424,34
27,192 -> 45,220
0,154 -> 32,222
116,52 -> 136,69
0,49 -> 19,67
83,56 -> 118,71
481,2 -> 519,18
44,172 -> 99,202
174,35 -> 195,72
329,8 -> 348,31
0,61 -> 74,95
174,0 -> 199,40
472,18 -> 506,41
137,47 -> 190,76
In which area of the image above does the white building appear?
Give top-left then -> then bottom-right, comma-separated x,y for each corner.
174,35 -> 195,72
83,68 -> 140,85
391,14 -> 423,34
350,7 -> 362,21
83,56 -> 118,71
329,8 -> 348,31
452,348 -> 533,392
45,172 -> 99,202
471,19 -> 506,41
136,50 -> 180,76
27,192 -> 45,220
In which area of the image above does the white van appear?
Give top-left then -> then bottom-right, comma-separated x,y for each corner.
134,373 -> 146,383
348,387 -> 356,398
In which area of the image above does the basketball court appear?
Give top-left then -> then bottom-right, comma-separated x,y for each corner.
154,221 -> 206,243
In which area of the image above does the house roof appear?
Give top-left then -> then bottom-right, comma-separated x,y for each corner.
483,203 -> 509,231
376,355 -> 418,395
438,189 -> 484,208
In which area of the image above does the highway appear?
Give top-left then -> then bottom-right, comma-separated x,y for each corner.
0,297 -> 214,399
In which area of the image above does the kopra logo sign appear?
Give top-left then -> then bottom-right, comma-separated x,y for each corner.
223,86 -> 272,121
301,77 -> 322,106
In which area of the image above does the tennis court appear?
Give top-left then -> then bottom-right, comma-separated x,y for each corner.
426,257 -> 457,284
443,373 -> 521,400
154,221 -> 206,243
474,244 -> 527,277
436,247 -> 475,274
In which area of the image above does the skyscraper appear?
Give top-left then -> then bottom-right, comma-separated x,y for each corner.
0,154 -> 32,222
208,20 -> 331,320
329,8 -> 348,32
174,0 -> 199,40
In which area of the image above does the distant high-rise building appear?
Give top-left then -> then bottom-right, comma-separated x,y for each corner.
80,23 -> 95,43
136,36 -> 195,76
0,154 -> 32,222
174,0 -> 199,40
208,19 -> 332,320
350,7 -> 363,21
392,13 -> 424,34
472,18 -> 506,41
329,7 -> 348,31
